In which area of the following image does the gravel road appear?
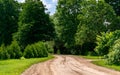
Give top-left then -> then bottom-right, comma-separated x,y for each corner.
21,55 -> 120,75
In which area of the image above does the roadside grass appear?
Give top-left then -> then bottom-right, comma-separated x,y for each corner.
82,56 -> 120,71
0,55 -> 54,75
81,56 -> 101,60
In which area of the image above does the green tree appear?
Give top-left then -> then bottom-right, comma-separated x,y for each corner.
74,0 -> 116,55
75,0 -> 116,46
105,0 -> 120,16
95,30 -> 120,56
14,0 -> 55,48
109,16 -> 120,31
0,0 -> 19,45
54,0 -> 82,49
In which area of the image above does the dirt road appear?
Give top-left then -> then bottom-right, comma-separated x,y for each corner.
21,55 -> 120,75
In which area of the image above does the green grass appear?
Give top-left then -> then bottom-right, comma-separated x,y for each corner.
93,60 -> 120,71
0,55 -> 54,75
81,55 -> 101,59
82,56 -> 120,71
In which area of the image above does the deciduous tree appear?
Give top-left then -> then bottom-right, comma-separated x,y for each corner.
105,0 -> 120,16
14,0 -> 55,48
0,0 -> 19,45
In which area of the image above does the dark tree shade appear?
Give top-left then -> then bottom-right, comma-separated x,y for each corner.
105,0 -> 120,16
0,0 -> 19,45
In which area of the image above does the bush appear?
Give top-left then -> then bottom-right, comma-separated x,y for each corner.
106,39 -> 120,65
95,32 -> 112,56
95,30 -> 120,56
0,44 -> 10,60
38,42 -> 48,57
24,45 -> 34,58
45,41 -> 54,54
24,42 -> 48,58
0,40 -> 22,60
7,40 -> 22,59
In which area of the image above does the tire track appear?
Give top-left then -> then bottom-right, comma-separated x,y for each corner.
21,55 -> 120,75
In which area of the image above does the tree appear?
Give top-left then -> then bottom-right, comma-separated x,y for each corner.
105,0 -> 120,16
0,0 -> 19,45
74,0 -> 116,55
75,0 -> 116,46
14,0 -> 55,48
109,16 -> 120,31
54,0 -> 82,49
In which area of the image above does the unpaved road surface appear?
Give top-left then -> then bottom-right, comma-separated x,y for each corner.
22,55 -> 120,75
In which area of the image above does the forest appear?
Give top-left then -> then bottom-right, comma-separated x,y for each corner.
0,0 -> 120,67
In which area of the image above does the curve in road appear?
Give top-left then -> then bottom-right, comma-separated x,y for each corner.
22,55 -> 120,75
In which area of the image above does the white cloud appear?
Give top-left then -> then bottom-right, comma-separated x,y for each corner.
52,0 -> 58,3
46,4 -> 52,9
17,0 -> 25,3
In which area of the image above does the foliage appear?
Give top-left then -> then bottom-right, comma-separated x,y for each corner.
106,39 -> 120,65
7,40 -> 22,59
54,0 -> 82,48
95,32 -> 112,56
75,0 -> 116,46
109,16 -> 120,31
24,42 -> 48,58
95,30 -> 120,56
14,0 -> 55,48
0,40 -> 22,60
0,44 -> 10,59
0,0 -> 19,45
45,41 -> 54,53
105,0 -> 120,16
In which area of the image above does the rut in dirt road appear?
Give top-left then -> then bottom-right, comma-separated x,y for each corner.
21,55 -> 120,75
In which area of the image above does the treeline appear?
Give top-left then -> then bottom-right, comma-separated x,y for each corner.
0,0 -> 55,59
52,0 -> 120,65
0,0 -> 120,65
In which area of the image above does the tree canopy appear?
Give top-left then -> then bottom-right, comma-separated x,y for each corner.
105,0 -> 120,16
0,0 -> 19,45
14,0 -> 55,48
54,0 -> 82,48
75,0 -> 116,45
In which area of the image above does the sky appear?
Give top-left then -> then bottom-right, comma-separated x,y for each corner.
17,0 -> 58,15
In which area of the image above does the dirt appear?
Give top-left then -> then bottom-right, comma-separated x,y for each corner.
21,55 -> 120,75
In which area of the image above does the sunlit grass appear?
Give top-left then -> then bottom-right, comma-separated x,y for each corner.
82,56 -> 120,71
93,60 -> 120,71
0,55 -> 54,75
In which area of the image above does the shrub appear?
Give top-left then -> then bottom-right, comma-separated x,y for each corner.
106,39 -> 120,65
24,42 -> 48,58
37,42 -> 48,57
95,32 -> 112,56
24,45 -> 34,58
95,30 -> 120,56
0,44 -> 10,60
0,40 -> 22,60
45,41 -> 54,54
7,40 -> 22,59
